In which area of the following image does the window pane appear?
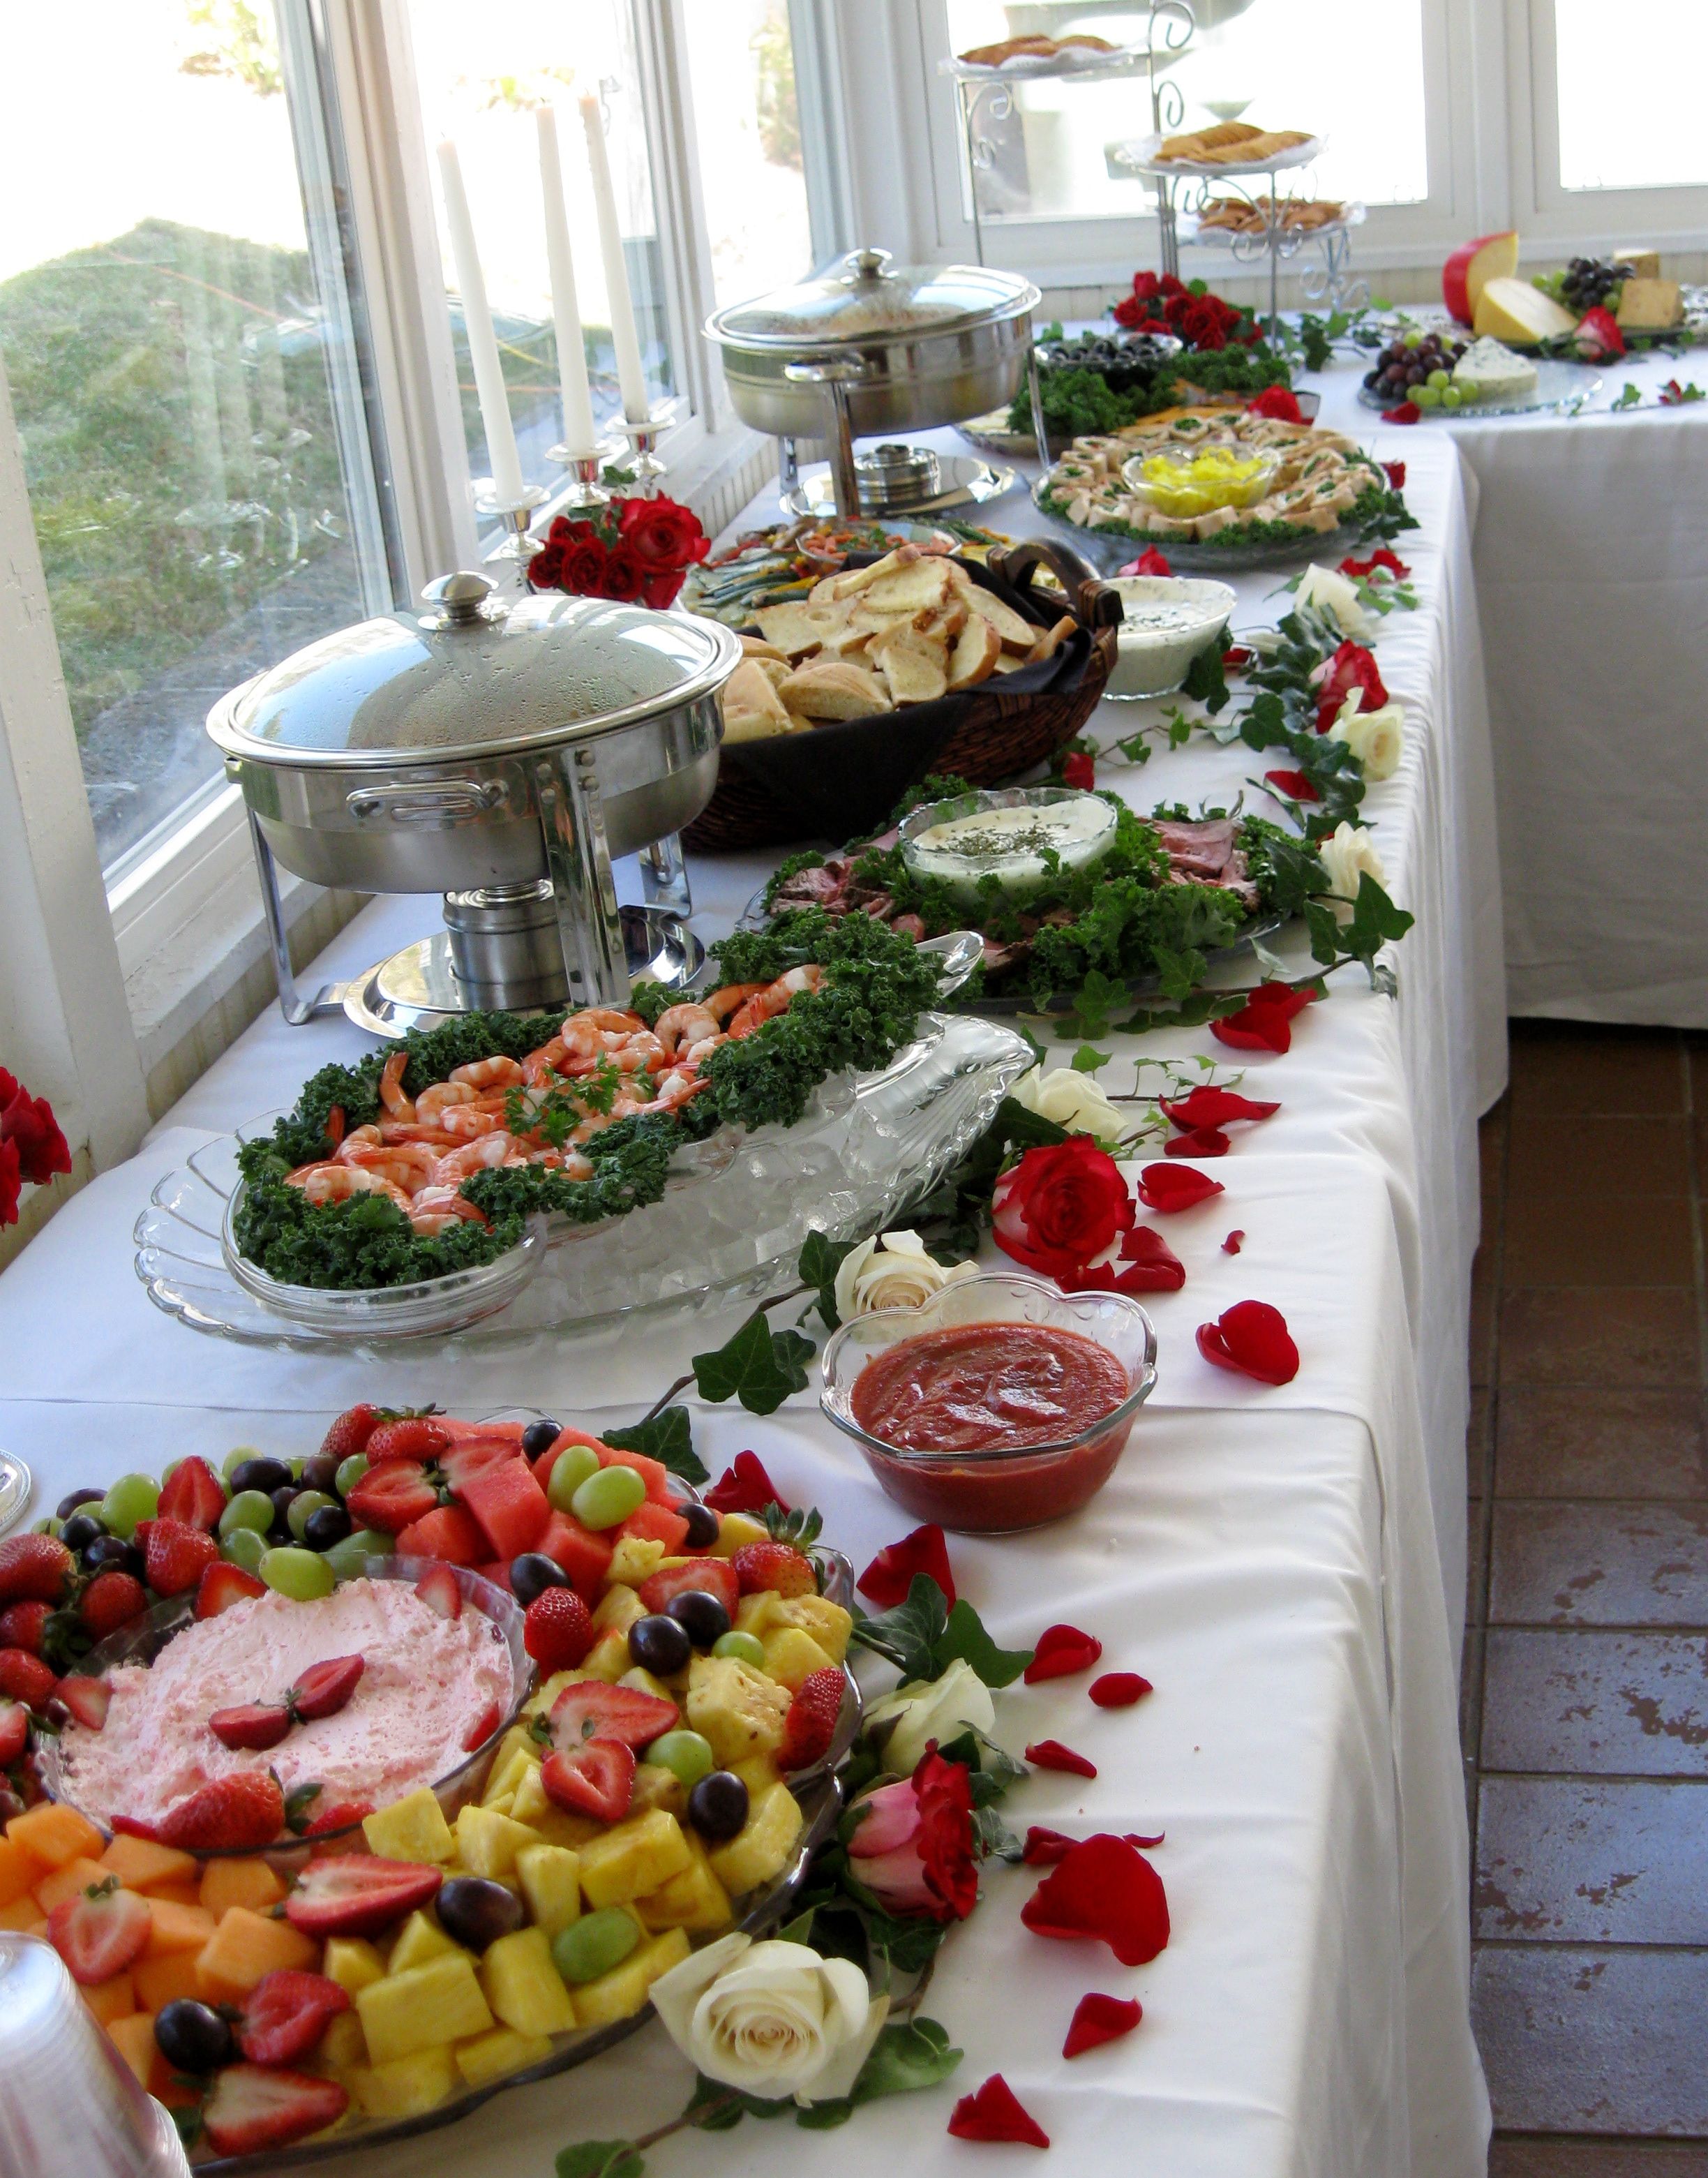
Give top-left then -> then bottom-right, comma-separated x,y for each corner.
943,1 -> 1428,223
682,0 -> 814,308
0,0 -> 391,872
403,0 -> 676,531
1555,0 -> 1708,193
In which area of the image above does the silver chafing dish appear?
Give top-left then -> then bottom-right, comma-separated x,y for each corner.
207,571 -> 741,1034
704,246 -> 1043,519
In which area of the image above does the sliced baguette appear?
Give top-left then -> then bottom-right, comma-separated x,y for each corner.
721,659 -> 801,741
777,660 -> 893,720
738,633 -> 791,665
871,622 -> 950,704
859,556 -> 954,616
961,585 -> 1043,654
946,612 -> 1002,690
755,602 -> 840,658
1026,614 -> 1079,664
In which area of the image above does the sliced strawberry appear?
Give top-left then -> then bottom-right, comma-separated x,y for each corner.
0,1534 -> 72,1606
55,1676 -> 110,1731
158,1771 -> 285,1851
0,1648 -> 57,1710
548,1680 -> 677,1750
304,1798 -> 373,1837
0,1699 -> 27,1764
0,1601 -> 52,1655
47,1875 -> 152,1985
209,1702 -> 291,1752
288,1655 -> 364,1722
364,1417 -> 451,1464
195,1562 -> 267,1620
394,1504 -> 486,1565
202,2064 -> 349,2156
158,1455 -> 227,1532
541,1738 -> 634,1823
79,1569 -> 148,1641
319,1403 -> 383,1463
779,1667 -> 844,1773
345,1459 -> 440,1535
237,1969 -> 351,2066
462,1699 -> 502,1753
283,1853 -> 444,1938
637,1558 -> 740,1620
143,1517 -> 219,1599
731,1540 -> 816,1599
523,1588 -> 592,1673
412,1565 -> 463,1621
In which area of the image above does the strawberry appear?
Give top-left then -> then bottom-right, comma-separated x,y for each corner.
288,1655 -> 364,1722
0,1700 -> 27,1765
304,1798 -> 373,1838
142,1517 -> 219,1599
283,1853 -> 443,1937
523,1588 -> 592,1672
237,1969 -> 350,2066
319,1404 -> 384,1463
202,2065 -> 349,2157
637,1559 -> 740,1620
55,1676 -> 110,1731
157,1455 -> 227,1532
0,1534 -> 72,1606
158,1771 -> 284,1851
0,1649 -> 57,1710
731,1540 -> 816,1599
0,1601 -> 52,1655
80,1569 -> 147,1641
548,1680 -> 677,1750
413,1565 -> 463,1621
195,1562 -> 267,1620
47,1874 -> 152,1985
209,1702 -> 292,1752
461,1700 -> 502,1754
344,1459 -> 439,1535
541,1738 -> 634,1823
364,1417 -> 451,1464
778,1667 -> 844,1773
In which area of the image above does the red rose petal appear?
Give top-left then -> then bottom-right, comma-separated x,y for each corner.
1088,1672 -> 1152,1708
1021,1833 -> 1171,1966
1245,384 -> 1303,423
1024,1624 -> 1103,1683
1388,400 -> 1421,424
1224,643 -> 1255,670
1061,750 -> 1095,791
857,1524 -> 956,1611
1196,1299 -> 1300,1386
1116,545 -> 1173,578
1164,1126 -> 1229,1157
1264,767 -> 1320,803
703,1452 -> 789,1516
1222,1229 -> 1245,1255
947,2075 -> 1050,2149
1107,1226 -> 1185,1291
1063,1992 -> 1143,2058
1136,1163 -> 1224,1214
1211,982 -> 1317,1054
1382,460 -> 1406,488
1022,1826 -> 1077,1865
1025,1739 -> 1098,1777
1128,1830 -> 1165,1849
1158,1087 -> 1279,1131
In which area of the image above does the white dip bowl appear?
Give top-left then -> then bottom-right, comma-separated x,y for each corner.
1104,575 -> 1237,699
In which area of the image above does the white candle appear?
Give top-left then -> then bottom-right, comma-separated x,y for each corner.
435,137 -> 525,505
537,105 -> 597,457
578,91 -> 650,424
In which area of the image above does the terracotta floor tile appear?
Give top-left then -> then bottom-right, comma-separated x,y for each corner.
1473,1244 -> 1499,1389
1489,1503 -> 1708,1627
1510,1025 -> 1685,1117
1469,1386 -> 1493,1501
1463,1620 -> 1486,1758
1474,1945 -> 1708,2133
1483,1103 -> 1508,1212
1481,1630 -> 1708,1776
1476,1777 -> 1708,1942
1501,1194 -> 1695,1288
1508,1115 -> 1691,1200
1497,1390 -> 1708,1500
1499,1290 -> 1700,1389
1492,2140 -> 1708,2175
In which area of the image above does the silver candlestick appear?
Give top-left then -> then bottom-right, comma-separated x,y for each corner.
606,396 -> 684,499
546,440 -> 624,512
472,479 -> 549,577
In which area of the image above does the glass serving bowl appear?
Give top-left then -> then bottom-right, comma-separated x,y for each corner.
1103,575 -> 1237,699
899,786 -> 1118,906
819,1270 -> 1158,1533
1121,446 -> 1280,519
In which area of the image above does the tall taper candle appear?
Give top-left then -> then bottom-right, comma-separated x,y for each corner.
435,137 -> 525,504
537,105 -> 597,456
578,91 -> 650,423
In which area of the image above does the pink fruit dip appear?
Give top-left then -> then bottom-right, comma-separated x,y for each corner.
58,1577 -> 514,1831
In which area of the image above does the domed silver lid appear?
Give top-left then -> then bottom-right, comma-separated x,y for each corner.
705,246 -> 1038,350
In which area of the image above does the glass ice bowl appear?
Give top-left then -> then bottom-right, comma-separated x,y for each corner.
819,1270 -> 1158,1532
1121,445 -> 1280,518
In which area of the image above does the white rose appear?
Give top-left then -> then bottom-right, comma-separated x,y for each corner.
1294,562 -> 1372,639
1326,692 -> 1404,782
1317,821 -> 1389,923
832,1230 -> 978,1322
863,1656 -> 996,1775
650,1932 -> 888,2105
1010,1065 -> 1125,1144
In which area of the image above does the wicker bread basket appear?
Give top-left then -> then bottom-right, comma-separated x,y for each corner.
682,536 -> 1122,854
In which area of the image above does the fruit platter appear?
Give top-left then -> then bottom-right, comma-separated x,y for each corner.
0,1410 -> 860,2165
1358,325 -> 1592,419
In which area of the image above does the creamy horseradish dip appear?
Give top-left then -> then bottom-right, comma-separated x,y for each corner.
902,792 -> 1117,901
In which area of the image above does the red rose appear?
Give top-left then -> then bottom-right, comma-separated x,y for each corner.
558,539 -> 611,596
640,569 -> 687,609
0,1138 -> 19,1228
595,545 -> 645,601
1130,271 -> 1163,304
1246,385 -> 1304,423
617,493 -> 709,572
847,1750 -> 977,1923
1111,294 -> 1151,330
1061,750 -> 1095,790
1312,639 -> 1388,733
527,544 -> 565,590
0,1080 -> 70,1189
992,1137 -> 1134,1282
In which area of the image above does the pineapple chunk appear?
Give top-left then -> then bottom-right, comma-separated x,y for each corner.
479,1926 -> 576,2036
481,1746 -> 536,1810
708,1782 -> 804,1897
572,1928 -> 691,2026
631,1762 -> 687,1819
316,2011 -> 368,2072
363,1787 -> 455,1865
454,2024 -> 555,2090
635,1833 -> 733,1933
454,1803 -> 538,1880
514,1844 -> 581,1938
520,1803 -> 603,1853
733,1754 -> 784,1800
577,1810 -> 691,1909
491,1722 -> 544,1770
618,1666 -> 677,1706
735,1593 -> 853,1664
706,1512 -> 767,1559
761,1627 -> 837,1692
686,1655 -> 791,1768
346,2045 -> 458,2119
606,1535 -> 665,1586
590,1583 -> 647,1638
323,1938 -> 387,1999
386,1911 -> 463,1976
508,1763 -> 553,1828
578,1632 -> 633,1684
357,1951 -> 493,2065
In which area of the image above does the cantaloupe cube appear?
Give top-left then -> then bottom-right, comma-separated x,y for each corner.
707,1782 -> 803,1896
322,1937 -> 387,1999
316,2011 -> 368,2072
198,1857 -> 285,1919
148,1880 -> 206,1910
635,1833 -> 732,1934
454,2024 -> 554,2089
571,1928 -> 691,2027
357,1950 -> 492,2065
32,1856 -> 111,1916
346,2044 -> 458,2119
479,1927 -> 575,2037
134,1951 -> 202,2013
6,1803 -> 103,1870
98,1836 -> 198,1895
514,1844 -> 580,1939
0,1895 -> 43,1933
144,1897 -> 218,1958
0,1835 -> 47,1908
454,1803 -> 537,1880
363,1788 -> 454,1865
577,1810 -> 690,1910
82,1971 -> 135,2026
707,1512 -> 767,1558
107,2012 -> 160,2091
385,1911 -> 463,1976
195,1906 -> 317,2000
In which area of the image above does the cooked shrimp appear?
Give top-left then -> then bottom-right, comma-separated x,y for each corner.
450,1056 -> 525,1089
703,983 -> 770,1024
567,1029 -> 665,1077
341,1123 -> 384,1149
562,1008 -> 645,1064
377,1121 -> 460,1147
523,1036 -> 569,1087
407,1185 -> 490,1236
436,1103 -> 508,1142
287,1163 -> 415,1214
338,1140 -> 440,1190
728,964 -> 824,1038
378,1049 -> 414,1121
324,1104 -> 347,1148
427,1133 -> 516,1187
415,1080 -> 479,1122
652,1066 -> 708,1112
654,1002 -> 720,1059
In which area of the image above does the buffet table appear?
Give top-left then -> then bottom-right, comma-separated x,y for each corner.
0,429 -> 1496,2173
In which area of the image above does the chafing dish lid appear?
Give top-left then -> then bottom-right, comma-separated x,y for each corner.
207,574 -> 741,768
705,246 -> 1037,350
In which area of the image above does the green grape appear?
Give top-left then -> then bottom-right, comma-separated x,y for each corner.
334,1454 -> 370,1499
570,1465 -> 646,1532
1402,329 -> 1422,348
712,1630 -> 767,1669
100,1474 -> 160,1542
645,1730 -> 714,1789
290,1459 -> 307,1482
223,1446 -> 264,1482
31,1518 -> 54,1536
546,1445 -> 602,1514
552,1908 -> 640,1985
1442,386 -> 1464,408
1414,384 -> 1440,408
1426,368 -> 1450,389
323,1530 -> 393,1581
260,1546 -> 336,1602
219,1489 -> 275,1539
287,1491 -> 336,1542
222,1526 -> 269,1574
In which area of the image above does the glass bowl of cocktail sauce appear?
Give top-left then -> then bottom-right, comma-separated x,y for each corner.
819,1271 -> 1158,1532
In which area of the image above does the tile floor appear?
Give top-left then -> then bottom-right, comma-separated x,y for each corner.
1468,1022 -> 1708,2173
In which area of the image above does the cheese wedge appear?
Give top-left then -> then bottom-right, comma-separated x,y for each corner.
1615,248 -> 1661,281
1472,277 -> 1577,346
1615,277 -> 1682,332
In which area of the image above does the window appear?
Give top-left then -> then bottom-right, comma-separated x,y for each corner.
0,0 -> 394,874
1552,0 -> 1708,195
682,0 -> 815,310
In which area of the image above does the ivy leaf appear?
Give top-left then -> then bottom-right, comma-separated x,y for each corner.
692,1312 -> 814,1415
848,1573 -> 947,1683
1181,643 -> 1230,714
774,1906 -> 816,1947
853,2018 -> 965,2103
1612,380 -> 1643,410
684,2079 -> 746,2133
1341,873 -> 1415,977
556,2146 -> 645,2178
1151,944 -> 1207,1004
798,1231 -> 860,1331
936,1726 -> 1030,1799
1303,899 -> 1342,969
1070,1044 -> 1111,1075
973,1803 -> 1026,1861
795,2098 -> 857,2131
601,1406 -> 707,1486
936,1599 -> 1033,1689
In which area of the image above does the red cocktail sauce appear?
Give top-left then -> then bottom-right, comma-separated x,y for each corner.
848,1322 -> 1134,1532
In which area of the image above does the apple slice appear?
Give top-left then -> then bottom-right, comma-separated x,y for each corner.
1442,231 -> 1519,325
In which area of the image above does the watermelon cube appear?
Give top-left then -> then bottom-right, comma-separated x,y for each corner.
596,1445 -> 675,1507
396,1504 -> 487,1566
535,1512 -> 613,1601
533,1427 -> 614,1487
440,1418 -> 526,1444
477,1561 -> 514,1593
455,1455 -> 550,1560
615,1500 -> 690,1555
